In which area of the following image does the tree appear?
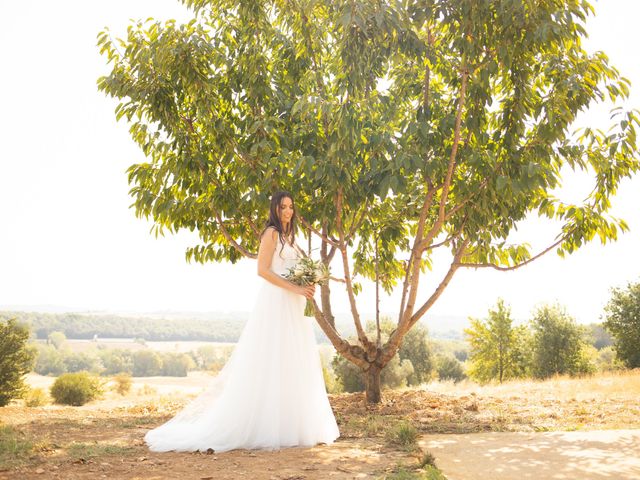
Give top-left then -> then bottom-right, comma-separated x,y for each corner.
398,320 -> 434,386
98,349 -> 134,376
34,344 -> 66,376
530,304 -> 595,378
603,281 -> 640,368
97,0 -> 640,403
586,323 -> 614,350
0,319 -> 37,406
434,355 -> 465,383
332,317 -> 428,391
161,352 -> 196,376
47,331 -> 67,349
132,350 -> 162,377
465,299 -> 530,383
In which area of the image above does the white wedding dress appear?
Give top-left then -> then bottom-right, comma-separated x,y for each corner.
144,239 -> 340,453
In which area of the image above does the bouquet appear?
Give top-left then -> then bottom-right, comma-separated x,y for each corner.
283,257 -> 330,316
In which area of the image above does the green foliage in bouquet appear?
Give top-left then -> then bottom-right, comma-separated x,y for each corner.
283,257 -> 330,316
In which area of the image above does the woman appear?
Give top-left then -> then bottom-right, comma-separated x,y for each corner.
144,191 -> 340,453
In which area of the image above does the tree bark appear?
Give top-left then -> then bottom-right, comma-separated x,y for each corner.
364,365 -> 382,404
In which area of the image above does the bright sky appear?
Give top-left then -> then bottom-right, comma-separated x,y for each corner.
1,1 -> 639,327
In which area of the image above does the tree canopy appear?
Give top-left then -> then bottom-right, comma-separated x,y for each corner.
465,299 -> 530,383
603,281 -> 640,368
97,0 -> 640,402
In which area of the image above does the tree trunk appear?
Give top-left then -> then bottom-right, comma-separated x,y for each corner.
364,365 -> 382,403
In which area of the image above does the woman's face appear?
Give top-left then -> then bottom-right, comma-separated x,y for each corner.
278,196 -> 294,225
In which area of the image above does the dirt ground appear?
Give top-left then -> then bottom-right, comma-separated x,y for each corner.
421,429 -> 640,479
2,371 -> 640,479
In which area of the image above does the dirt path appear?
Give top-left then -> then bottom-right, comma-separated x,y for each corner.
421,429 -> 640,480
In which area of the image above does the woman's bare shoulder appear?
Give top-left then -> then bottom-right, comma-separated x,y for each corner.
261,226 -> 279,242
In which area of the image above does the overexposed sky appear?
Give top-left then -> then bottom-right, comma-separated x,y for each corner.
0,1 -> 639,327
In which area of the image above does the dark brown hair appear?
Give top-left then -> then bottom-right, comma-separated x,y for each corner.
259,190 -> 297,258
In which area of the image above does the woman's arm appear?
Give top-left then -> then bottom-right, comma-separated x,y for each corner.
257,227 -> 315,299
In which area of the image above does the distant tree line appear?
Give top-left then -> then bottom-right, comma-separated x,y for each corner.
28,330 -> 238,378
0,311 -> 249,342
0,311 -> 342,344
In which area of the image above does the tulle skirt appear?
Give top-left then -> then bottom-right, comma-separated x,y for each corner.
143,279 -> 340,453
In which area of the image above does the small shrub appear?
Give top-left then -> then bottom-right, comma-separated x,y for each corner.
0,424 -> 34,468
385,420 -> 419,451
137,384 -> 157,396
363,415 -> 386,436
418,451 -> 437,469
112,372 -> 132,396
436,355 -> 466,383
50,372 -> 103,406
24,387 -> 49,407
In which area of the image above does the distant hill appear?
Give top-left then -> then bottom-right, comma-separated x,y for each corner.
0,308 -> 469,343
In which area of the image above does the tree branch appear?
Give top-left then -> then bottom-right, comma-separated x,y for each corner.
455,235 -> 568,271
397,67 -> 470,328
309,298 -> 369,370
298,215 -> 341,248
335,187 -> 371,354
438,67 -> 469,225
409,238 -> 469,327
398,181 -> 436,325
211,208 -> 257,259
383,238 -> 469,365
442,177 -> 489,222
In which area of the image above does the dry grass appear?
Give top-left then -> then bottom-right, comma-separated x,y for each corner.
425,369 -> 640,403
332,369 -> 640,436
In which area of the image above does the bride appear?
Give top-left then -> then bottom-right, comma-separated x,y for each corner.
144,191 -> 341,453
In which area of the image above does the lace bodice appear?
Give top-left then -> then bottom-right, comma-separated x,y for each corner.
270,240 -> 301,276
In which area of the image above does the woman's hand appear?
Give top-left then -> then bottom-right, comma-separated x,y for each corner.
295,284 -> 316,299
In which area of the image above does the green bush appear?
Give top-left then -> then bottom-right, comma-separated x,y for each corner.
24,387 -> 49,407
47,331 -> 67,349
384,420 -> 419,451
331,353 -> 364,392
132,350 -> 162,377
98,349 -> 133,376
192,344 -> 234,372
595,346 -> 625,372
160,352 -> 195,377
435,355 -> 466,383
33,344 -> 66,376
50,372 -> 103,406
64,351 -> 102,374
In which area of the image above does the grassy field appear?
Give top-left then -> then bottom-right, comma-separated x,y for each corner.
1,369 -> 639,479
